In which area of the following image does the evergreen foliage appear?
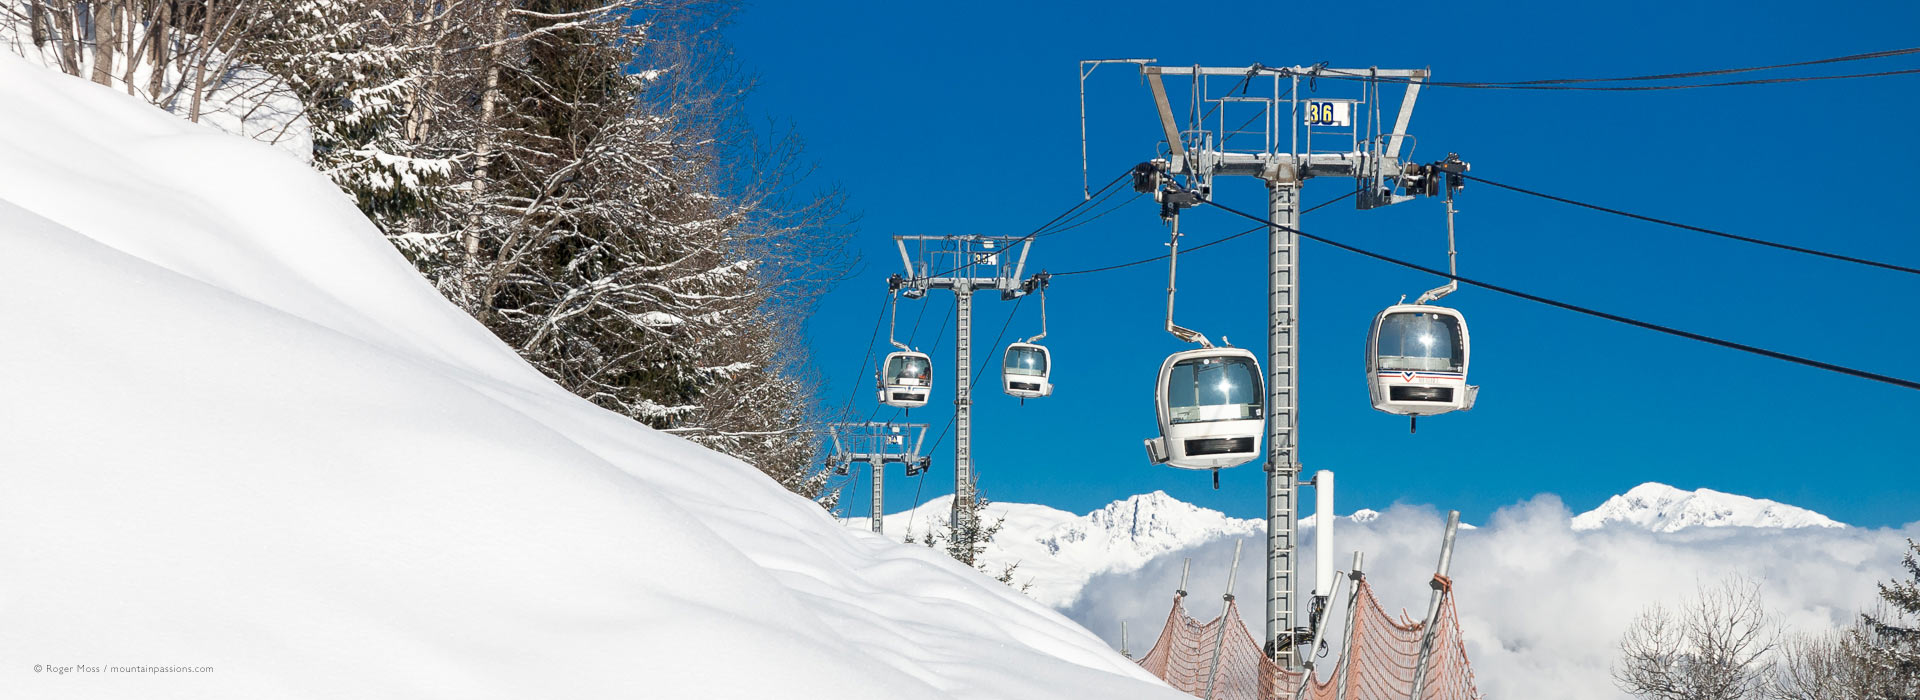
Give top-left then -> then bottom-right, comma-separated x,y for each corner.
251,0 -> 450,225
911,487 -> 1021,586
1856,539 -> 1920,696
195,0 -> 850,498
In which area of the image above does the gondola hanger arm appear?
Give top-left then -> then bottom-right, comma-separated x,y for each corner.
1024,284 -> 1049,344
1163,208 -> 1214,348
1415,157 -> 1467,305
886,291 -> 911,352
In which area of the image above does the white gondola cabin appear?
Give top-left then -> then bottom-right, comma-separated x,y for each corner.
877,351 -> 932,409
1002,342 -> 1052,399
1366,304 -> 1476,416
1144,347 -> 1265,470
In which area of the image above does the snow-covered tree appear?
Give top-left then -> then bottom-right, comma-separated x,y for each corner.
3,0 -> 851,501
354,0 -> 847,493
911,487 -> 1019,582
1856,539 -> 1920,697
248,0 -> 450,225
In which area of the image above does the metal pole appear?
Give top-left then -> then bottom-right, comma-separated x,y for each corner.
1204,538 -> 1244,700
871,456 -> 885,535
1408,511 -> 1461,699
952,280 -> 974,544
1332,552 -> 1364,700
1314,469 -> 1335,610
1265,177 -> 1302,668
1294,548 -> 1352,700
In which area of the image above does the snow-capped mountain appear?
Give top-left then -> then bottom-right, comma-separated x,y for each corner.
850,482 -> 1846,610
849,491 -> 1408,607
852,491 -> 1262,606
1570,482 -> 1845,532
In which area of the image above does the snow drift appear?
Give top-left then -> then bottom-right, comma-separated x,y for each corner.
0,53 -> 1184,699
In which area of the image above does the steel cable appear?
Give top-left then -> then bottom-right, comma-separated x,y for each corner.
1194,197 -> 1920,392
1461,172 -> 1920,276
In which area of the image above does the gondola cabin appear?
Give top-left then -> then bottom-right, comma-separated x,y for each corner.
1143,347 -> 1264,470
1366,304 -> 1476,415
1002,342 -> 1053,399
877,351 -> 932,409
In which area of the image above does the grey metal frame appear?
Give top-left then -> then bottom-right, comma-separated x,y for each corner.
827,422 -> 931,534
891,236 -> 1044,537
1118,61 -> 1430,670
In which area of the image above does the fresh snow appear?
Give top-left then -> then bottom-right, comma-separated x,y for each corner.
0,12 -> 312,163
0,53 -> 1187,700
1571,482 -> 1845,532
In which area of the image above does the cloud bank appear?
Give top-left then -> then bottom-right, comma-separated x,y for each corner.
1063,495 -> 1918,700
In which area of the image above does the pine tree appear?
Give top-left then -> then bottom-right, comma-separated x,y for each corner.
251,0 -> 451,225
1857,539 -> 1920,697
913,487 -> 1021,585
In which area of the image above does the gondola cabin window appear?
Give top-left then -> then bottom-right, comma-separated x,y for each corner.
1375,312 -> 1463,373
1004,346 -> 1047,377
1165,355 -> 1263,424
887,354 -> 930,386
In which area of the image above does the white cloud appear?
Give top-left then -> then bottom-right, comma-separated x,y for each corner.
1063,495 -> 1918,700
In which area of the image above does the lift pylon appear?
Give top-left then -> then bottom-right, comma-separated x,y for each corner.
1086,59 -> 1456,670
827,422 -> 930,534
889,235 -> 1046,550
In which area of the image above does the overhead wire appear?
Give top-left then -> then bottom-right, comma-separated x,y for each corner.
1054,190 -> 1355,277
1036,191 -> 1144,238
917,169 -> 1132,280
832,292 -> 893,425
835,290 -> 922,517
1460,173 -> 1920,276
1290,47 -> 1920,91
1315,66 -> 1920,91
1038,175 -> 1139,237
1456,46 -> 1920,85
1191,196 -> 1920,391
863,46 -> 1920,522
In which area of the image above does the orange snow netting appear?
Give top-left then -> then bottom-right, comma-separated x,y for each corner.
1135,579 -> 1478,700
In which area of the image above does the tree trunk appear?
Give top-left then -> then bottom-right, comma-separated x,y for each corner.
461,3 -> 513,313
145,2 -> 168,99
91,0 -> 119,87
59,3 -> 84,75
28,0 -> 47,46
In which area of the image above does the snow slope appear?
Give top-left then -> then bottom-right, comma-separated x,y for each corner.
0,53 -> 1185,700
0,12 -> 312,163
1571,482 -> 1845,532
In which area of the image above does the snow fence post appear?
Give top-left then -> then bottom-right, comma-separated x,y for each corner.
1332,551 -> 1364,700
1407,511 -> 1460,699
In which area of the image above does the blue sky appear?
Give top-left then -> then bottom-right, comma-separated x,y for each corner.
726,1 -> 1920,528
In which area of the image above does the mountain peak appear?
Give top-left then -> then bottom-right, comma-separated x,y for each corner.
1572,483 -> 1844,532
1621,482 -> 1688,500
